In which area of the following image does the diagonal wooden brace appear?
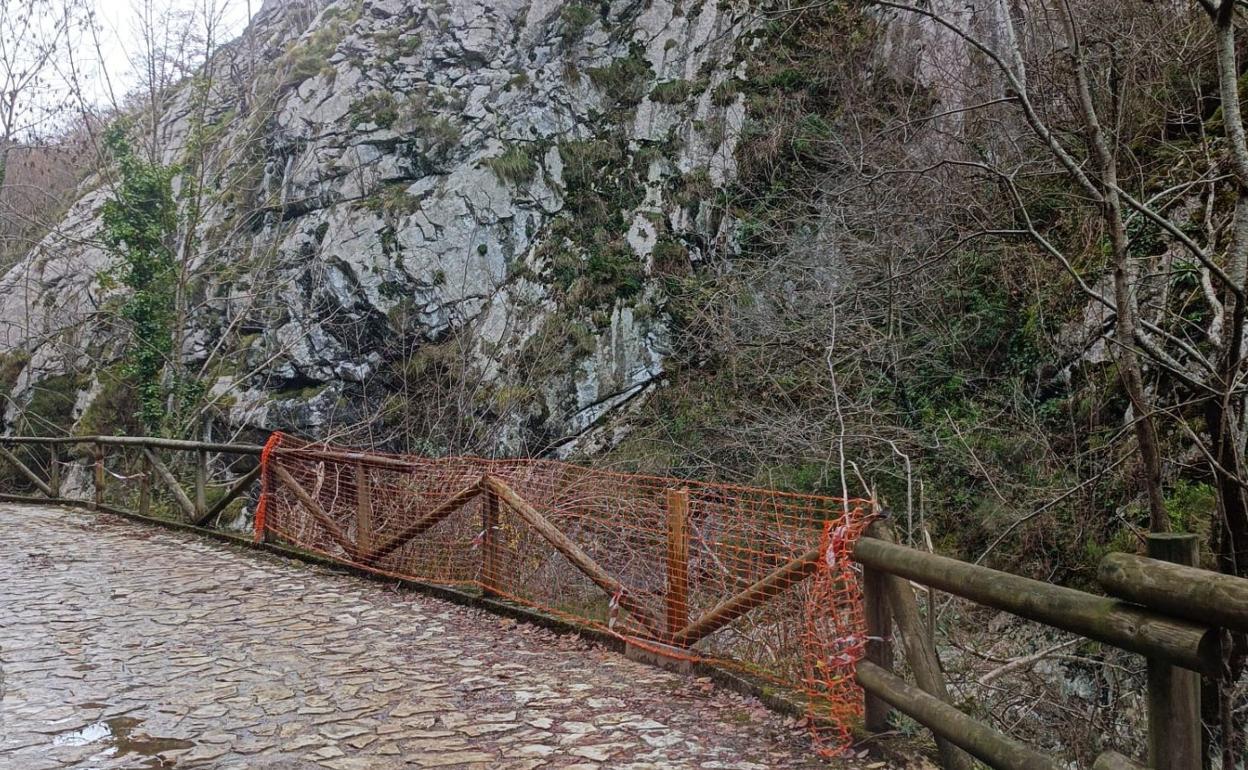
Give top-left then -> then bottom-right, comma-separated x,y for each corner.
671,544 -> 823,647
0,444 -> 52,498
368,480 -> 484,562
143,447 -> 198,521
483,475 -> 662,639
193,464 -> 261,527
272,463 -> 362,560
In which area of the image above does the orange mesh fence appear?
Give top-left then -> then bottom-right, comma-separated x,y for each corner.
256,432 -> 874,754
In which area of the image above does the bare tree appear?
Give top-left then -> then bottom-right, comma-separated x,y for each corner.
0,0 -> 77,192
841,0 -> 1248,762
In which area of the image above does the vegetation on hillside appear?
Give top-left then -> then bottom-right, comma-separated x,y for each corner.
1,0 -> 1247,762
100,125 -> 181,432
594,3 -> 1248,761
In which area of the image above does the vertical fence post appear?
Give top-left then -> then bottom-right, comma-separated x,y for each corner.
195,449 -> 208,520
1146,532 -> 1201,770
871,522 -> 974,770
139,454 -> 151,518
481,482 -> 500,597
666,488 -> 690,640
47,445 -> 60,498
355,462 -> 372,556
862,557 -> 894,732
92,441 -> 105,510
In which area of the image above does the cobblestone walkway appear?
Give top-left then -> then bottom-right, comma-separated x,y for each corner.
0,504 -> 873,769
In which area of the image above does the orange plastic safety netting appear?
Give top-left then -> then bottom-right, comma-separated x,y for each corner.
255,432 -> 874,753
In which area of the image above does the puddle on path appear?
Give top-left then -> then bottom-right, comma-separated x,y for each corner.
52,715 -> 194,767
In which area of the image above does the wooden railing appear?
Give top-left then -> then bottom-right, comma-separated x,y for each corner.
852,522 -> 1245,770
2,434 -> 1245,769
0,434 -> 263,525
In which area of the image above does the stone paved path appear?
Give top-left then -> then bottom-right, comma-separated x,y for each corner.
0,504 -> 880,769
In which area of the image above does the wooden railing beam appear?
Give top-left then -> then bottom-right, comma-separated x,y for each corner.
852,536 -> 1221,675
1099,549 -> 1248,633
272,446 -> 422,472
1,435 -> 262,454
856,661 -> 1061,770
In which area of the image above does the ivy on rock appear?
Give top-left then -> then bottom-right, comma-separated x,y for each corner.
100,124 -> 179,433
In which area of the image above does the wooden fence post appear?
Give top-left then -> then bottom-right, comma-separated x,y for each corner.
48,445 -> 60,498
194,449 -> 208,520
355,463 -> 373,555
481,485 -> 499,596
1146,533 -> 1201,770
666,488 -> 690,639
92,441 -> 104,510
138,455 -> 151,518
862,556 -> 894,732
871,523 -> 974,770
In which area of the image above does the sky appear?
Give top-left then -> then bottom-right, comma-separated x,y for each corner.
62,0 -> 257,115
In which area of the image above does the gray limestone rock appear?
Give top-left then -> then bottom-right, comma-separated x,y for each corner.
0,0 -> 753,456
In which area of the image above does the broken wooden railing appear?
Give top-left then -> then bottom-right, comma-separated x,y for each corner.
853,522 -> 1246,770
0,434 -> 263,526
1,432 -> 873,753
5,433 -> 1244,769
257,451 -> 829,650
251,433 -> 877,754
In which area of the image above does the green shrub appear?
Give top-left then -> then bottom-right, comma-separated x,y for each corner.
1164,480 -> 1216,533
279,23 -> 346,90
766,67 -> 806,91
13,372 -> 87,436
652,237 -> 689,273
398,33 -> 423,56
362,183 -> 420,217
588,47 -> 654,108
711,79 -> 738,106
485,145 -> 537,184
559,138 -> 641,225
561,3 -> 597,42
0,351 -> 29,400
586,243 -> 644,301
792,113 -> 833,157
352,92 -> 399,128
78,365 -> 144,436
650,79 -> 694,104
417,115 -> 460,159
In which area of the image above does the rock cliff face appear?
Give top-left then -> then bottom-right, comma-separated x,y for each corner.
0,0 -> 752,454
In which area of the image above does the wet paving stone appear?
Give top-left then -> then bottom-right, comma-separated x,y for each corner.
0,504 -> 875,768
